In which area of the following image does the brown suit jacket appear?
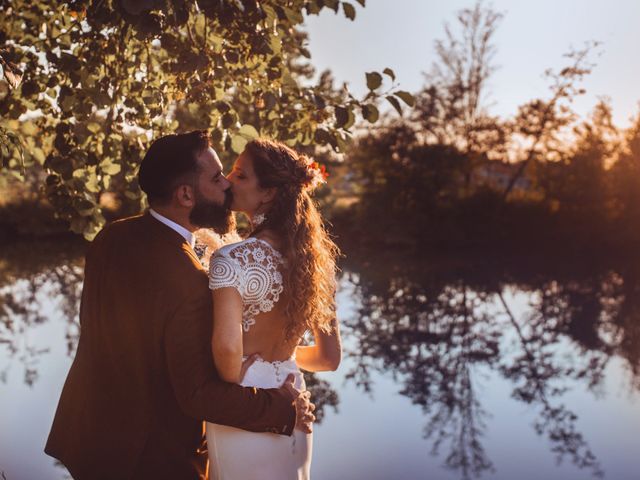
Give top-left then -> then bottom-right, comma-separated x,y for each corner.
45,213 -> 295,480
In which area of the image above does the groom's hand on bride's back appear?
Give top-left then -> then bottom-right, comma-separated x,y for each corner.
281,373 -> 315,434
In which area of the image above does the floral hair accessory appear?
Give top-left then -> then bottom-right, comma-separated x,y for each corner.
302,156 -> 329,189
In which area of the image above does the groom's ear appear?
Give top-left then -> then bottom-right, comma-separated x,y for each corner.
175,184 -> 196,208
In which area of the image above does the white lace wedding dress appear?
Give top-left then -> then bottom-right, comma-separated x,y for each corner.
206,237 -> 312,480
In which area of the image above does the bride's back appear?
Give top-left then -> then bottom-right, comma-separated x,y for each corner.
210,235 -> 299,362
243,233 -> 298,361
242,293 -> 297,362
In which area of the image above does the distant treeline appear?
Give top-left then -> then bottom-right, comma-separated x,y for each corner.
328,2 -> 640,252
332,106 -> 640,252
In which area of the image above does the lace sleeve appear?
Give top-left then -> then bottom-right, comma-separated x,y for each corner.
209,238 -> 284,331
208,252 -> 243,293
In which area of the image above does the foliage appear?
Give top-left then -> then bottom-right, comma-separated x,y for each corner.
412,1 -> 506,192
344,122 -> 468,240
607,114 -> 640,227
503,42 -> 600,199
414,2 -> 502,146
0,0 -> 409,239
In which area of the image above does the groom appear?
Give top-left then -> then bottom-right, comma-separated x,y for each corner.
45,131 -> 313,479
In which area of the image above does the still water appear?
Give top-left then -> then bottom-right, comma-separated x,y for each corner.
0,239 -> 639,480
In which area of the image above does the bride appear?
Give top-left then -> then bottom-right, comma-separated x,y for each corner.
205,139 -> 342,479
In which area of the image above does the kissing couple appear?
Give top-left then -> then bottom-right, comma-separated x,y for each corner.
45,130 -> 342,480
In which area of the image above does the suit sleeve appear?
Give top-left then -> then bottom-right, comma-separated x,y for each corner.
164,284 -> 296,436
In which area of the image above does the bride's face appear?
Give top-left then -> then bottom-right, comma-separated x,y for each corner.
227,151 -> 273,217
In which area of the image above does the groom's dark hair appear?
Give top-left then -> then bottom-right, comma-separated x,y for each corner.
138,130 -> 211,205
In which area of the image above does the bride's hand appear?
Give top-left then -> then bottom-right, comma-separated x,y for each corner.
239,353 -> 259,382
281,374 -> 315,434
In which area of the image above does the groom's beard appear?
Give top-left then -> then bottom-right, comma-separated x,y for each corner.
189,188 -> 235,234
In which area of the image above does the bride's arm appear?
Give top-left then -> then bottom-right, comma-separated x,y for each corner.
211,287 -> 244,383
295,317 -> 342,372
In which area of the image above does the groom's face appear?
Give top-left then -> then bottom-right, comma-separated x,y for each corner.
188,147 -> 235,234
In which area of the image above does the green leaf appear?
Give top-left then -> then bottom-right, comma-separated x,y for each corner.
0,55 -> 23,89
87,122 -> 101,133
306,2 -> 321,14
83,220 -> 103,241
314,128 -> 333,145
31,147 -> 46,164
334,105 -> 356,129
60,94 -> 76,112
394,90 -> 415,107
81,169 -> 101,192
75,199 -> 96,216
383,67 -> 396,81
47,155 -> 73,179
335,106 -> 349,128
231,135 -> 248,154
70,217 -> 88,235
238,124 -> 259,139
366,72 -> 382,91
100,160 -> 121,175
344,106 -> 355,129
221,112 -> 237,129
342,2 -> 356,20
20,121 -> 38,136
269,34 -> 282,55
323,0 -> 340,12
282,6 -> 304,24
194,15 -> 206,39
386,95 -> 403,116
362,104 -> 379,123
262,4 -> 278,25
334,131 -> 349,153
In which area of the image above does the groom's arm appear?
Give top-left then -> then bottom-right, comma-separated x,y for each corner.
164,284 -> 296,436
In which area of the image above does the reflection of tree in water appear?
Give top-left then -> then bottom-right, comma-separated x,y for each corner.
0,239 -> 85,385
498,290 -> 605,478
346,271 -> 499,479
346,277 -> 556,479
343,250 -> 640,479
607,266 -> 640,391
304,372 -> 339,423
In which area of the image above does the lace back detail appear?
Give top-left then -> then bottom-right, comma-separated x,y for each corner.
209,238 -> 284,331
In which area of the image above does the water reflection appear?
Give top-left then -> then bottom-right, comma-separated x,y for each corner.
342,249 -> 640,479
1,241 -> 639,479
0,239 -> 84,386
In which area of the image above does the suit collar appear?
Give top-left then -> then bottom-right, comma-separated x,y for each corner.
142,211 -> 188,247
148,209 -> 195,248
142,212 -> 204,270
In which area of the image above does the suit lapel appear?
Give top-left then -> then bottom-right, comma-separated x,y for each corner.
184,243 -> 206,271
142,211 -> 206,271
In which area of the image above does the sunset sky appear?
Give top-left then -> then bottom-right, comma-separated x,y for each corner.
305,0 -> 640,128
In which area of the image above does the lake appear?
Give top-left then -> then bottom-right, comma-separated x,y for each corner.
1,238 -> 639,480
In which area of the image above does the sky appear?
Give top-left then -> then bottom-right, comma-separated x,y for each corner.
304,0 -> 640,128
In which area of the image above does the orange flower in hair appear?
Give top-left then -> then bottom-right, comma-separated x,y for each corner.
303,158 -> 329,189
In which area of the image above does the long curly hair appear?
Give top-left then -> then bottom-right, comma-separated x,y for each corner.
244,139 -> 339,342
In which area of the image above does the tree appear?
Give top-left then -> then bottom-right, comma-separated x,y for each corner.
413,0 -> 507,192
344,122 -> 468,244
0,0 -> 400,239
503,43 -> 599,200
610,111 -> 640,231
